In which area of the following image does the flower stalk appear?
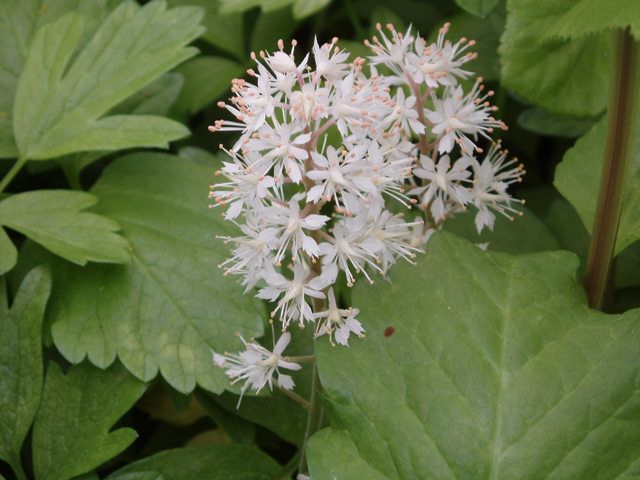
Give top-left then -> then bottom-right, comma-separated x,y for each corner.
583,27 -> 640,311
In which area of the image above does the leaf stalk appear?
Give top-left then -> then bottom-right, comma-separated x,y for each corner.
584,27 -> 640,310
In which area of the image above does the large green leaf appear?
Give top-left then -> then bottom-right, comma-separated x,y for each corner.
32,361 -> 148,480
43,153 -> 265,394
0,266 -> 51,477
166,0 -> 245,60
13,1 -> 203,160
499,0 -> 611,116
307,231 -> 640,479
0,0 -> 117,158
543,0 -> 640,41
105,445 -> 280,480
0,190 -> 131,265
554,105 -> 640,256
173,56 -> 244,116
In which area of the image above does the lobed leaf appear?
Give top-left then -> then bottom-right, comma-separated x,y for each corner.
0,266 -> 51,477
32,361 -> 148,480
554,104 -> 640,256
105,445 -> 280,480
308,231 -> 640,479
32,153 -> 266,394
499,0 -> 611,116
0,190 -> 131,265
13,0 -> 203,161
0,0 -> 116,158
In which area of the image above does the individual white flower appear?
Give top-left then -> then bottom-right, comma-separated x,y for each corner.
319,222 -> 383,286
262,195 -> 329,264
470,142 -> 525,232
405,22 -> 476,88
209,150 -> 275,220
366,23 -> 415,76
314,288 -> 364,346
306,146 -> 374,213
379,87 -> 425,134
313,37 -> 350,83
413,154 -> 473,219
212,331 -> 302,408
257,263 -> 328,328
427,82 -> 506,154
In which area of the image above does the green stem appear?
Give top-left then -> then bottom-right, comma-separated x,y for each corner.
584,27 -> 640,311
298,361 -> 323,476
273,378 -> 312,411
0,156 -> 28,193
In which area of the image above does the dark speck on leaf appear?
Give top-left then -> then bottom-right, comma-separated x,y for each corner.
384,326 -> 395,337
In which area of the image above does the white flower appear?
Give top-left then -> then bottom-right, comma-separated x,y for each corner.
313,37 -> 350,83
366,23 -> 415,76
319,222 -> 383,286
413,154 -> 473,219
405,23 -> 476,88
256,263 -> 328,328
262,195 -> 329,263
314,288 -> 364,346
213,332 -> 302,408
427,83 -> 506,154
471,142 -> 525,232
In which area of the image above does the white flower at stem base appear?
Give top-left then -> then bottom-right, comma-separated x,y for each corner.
212,331 -> 302,408
314,288 -> 364,346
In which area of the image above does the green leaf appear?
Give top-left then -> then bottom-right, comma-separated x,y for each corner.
173,57 -> 244,116
543,0 -> 640,41
0,0 -> 117,159
166,0 -> 245,60
42,153 -> 265,394
105,445 -> 280,480
58,72 -> 184,186
0,227 -> 17,274
455,0 -> 500,17
499,0 -> 611,116
108,72 -> 184,117
0,266 -> 51,476
194,389 -> 256,445
443,204 -> 561,254
32,361 -> 148,480
13,1 -> 203,160
0,190 -> 131,265
308,231 -> 640,479
518,107 -> 598,138
554,104 -> 640,255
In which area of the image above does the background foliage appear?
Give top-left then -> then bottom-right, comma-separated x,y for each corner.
1,0 -> 639,479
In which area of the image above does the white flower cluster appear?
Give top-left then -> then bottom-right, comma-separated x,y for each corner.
210,24 -> 525,399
